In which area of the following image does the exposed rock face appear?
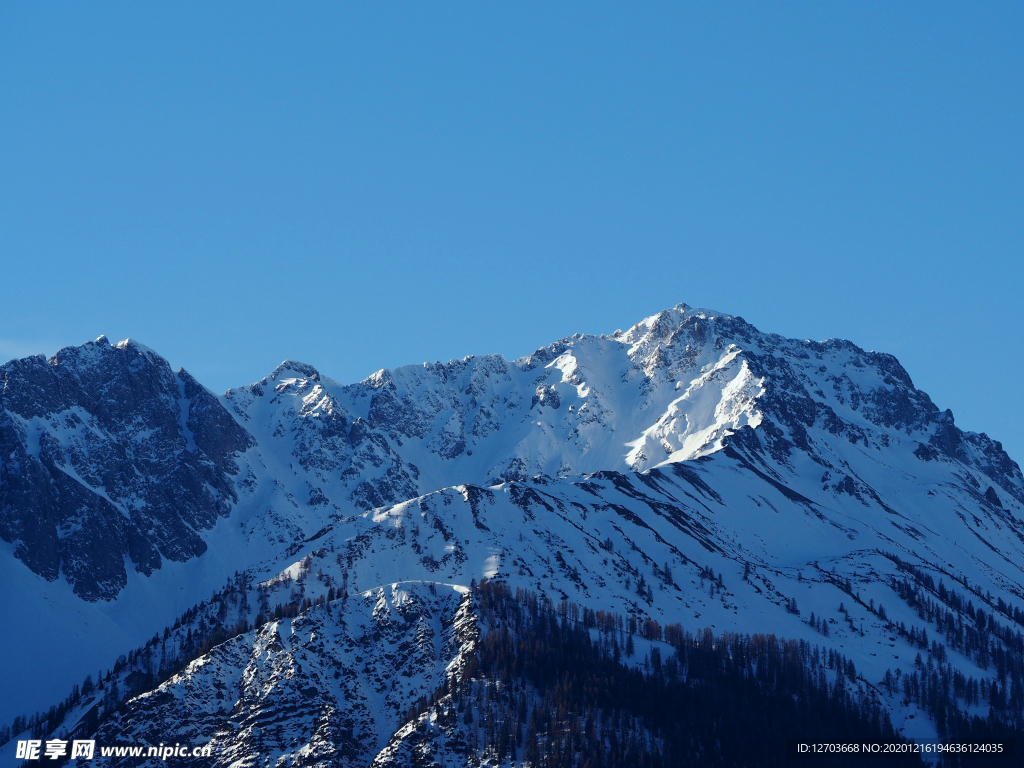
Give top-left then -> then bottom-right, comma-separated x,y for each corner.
0,337 -> 253,600
90,583 -> 477,768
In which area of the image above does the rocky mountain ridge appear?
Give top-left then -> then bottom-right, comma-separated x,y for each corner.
3,305 -> 1019,605
0,336 -> 252,600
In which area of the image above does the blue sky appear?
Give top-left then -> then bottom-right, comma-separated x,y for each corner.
1,4 -> 1022,461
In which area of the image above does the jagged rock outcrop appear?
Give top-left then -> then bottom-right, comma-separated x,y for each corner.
90,583 -> 477,768
0,337 -> 253,600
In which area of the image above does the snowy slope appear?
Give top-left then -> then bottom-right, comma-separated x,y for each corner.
29,458 -> 1023,762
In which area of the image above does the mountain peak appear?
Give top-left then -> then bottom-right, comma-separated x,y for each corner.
115,337 -> 160,357
270,360 -> 320,381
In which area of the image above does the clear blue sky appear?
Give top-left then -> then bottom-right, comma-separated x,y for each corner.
2,4 -> 1022,462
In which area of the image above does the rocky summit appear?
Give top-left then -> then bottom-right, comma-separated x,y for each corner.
0,337 -> 252,600
1,304 -> 1022,764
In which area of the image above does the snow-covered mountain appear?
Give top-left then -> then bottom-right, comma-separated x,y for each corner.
2,304 -> 1022,760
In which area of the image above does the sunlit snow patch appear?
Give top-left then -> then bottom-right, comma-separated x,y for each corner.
482,554 -> 500,579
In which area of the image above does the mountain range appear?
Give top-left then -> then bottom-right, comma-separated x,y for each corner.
2,304 -> 1022,765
